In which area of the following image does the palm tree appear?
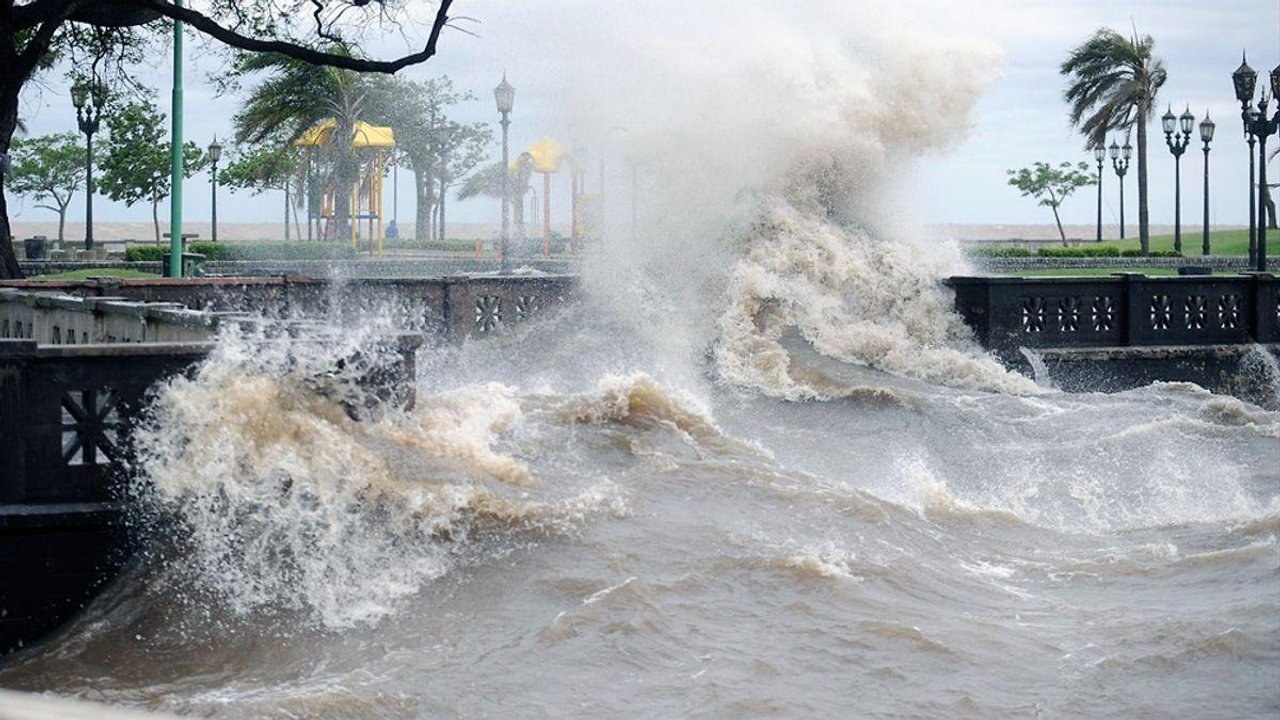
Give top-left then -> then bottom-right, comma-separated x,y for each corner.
233,51 -> 368,240
457,153 -> 535,239
1061,28 -> 1166,254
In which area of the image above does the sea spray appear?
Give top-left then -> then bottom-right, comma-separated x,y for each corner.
552,3 -> 1032,395
129,330 -> 630,628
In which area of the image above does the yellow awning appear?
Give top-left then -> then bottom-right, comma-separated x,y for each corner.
295,119 -> 396,148
526,137 -> 567,174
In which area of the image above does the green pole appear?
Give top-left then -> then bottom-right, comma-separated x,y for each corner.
168,0 -> 184,278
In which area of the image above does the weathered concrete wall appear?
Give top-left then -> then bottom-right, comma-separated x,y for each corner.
1015,344 -> 1280,408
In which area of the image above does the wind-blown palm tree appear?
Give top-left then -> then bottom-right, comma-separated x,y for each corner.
1061,28 -> 1166,255
457,153 -> 535,238
233,51 -> 367,240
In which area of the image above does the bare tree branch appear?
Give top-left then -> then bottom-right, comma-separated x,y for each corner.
123,0 -> 456,74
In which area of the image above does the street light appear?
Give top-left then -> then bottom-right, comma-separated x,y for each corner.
1234,54 -> 1259,266
1163,105 -> 1195,254
1199,112 -> 1215,256
1232,54 -> 1280,272
207,137 -> 222,242
1093,146 -> 1105,242
494,73 -> 515,274
71,81 -> 105,251
1109,137 -> 1131,240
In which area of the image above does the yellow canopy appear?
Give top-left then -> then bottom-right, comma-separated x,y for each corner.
295,119 -> 396,148
526,137 -> 567,173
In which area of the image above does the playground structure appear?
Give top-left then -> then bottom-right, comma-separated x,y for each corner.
295,120 -> 394,254
521,138 -> 598,256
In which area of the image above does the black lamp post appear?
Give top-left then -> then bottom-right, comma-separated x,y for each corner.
1110,137 -> 1131,239
494,74 -> 515,274
1199,112 -> 1215,256
1163,105 -> 1195,254
1233,55 -> 1280,272
71,81 -> 104,251
207,138 -> 222,242
1094,146 -> 1105,242
1234,54 -> 1259,266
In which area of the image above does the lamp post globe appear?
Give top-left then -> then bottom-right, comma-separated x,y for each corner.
494,74 -> 515,274
207,138 -> 222,242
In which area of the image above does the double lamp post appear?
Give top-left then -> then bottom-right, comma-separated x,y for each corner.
1232,55 -> 1279,273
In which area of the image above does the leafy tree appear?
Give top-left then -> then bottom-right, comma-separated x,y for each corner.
1061,28 -> 1166,255
1007,161 -> 1097,245
0,0 -> 457,278
98,98 -> 208,245
218,143 -> 303,238
458,154 -> 535,239
365,76 -> 491,241
7,132 -> 85,243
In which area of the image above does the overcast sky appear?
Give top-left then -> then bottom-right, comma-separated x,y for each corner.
11,0 -> 1280,235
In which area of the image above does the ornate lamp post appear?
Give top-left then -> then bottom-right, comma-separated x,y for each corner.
1109,138 -> 1131,240
1199,112 -> 1215,256
1233,56 -> 1280,272
1233,54 -> 1259,266
207,138 -> 222,242
1093,146 -> 1105,242
1163,105 -> 1195,254
71,81 -> 105,251
494,74 -> 515,274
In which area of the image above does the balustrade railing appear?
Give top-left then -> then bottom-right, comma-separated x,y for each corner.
946,273 -> 1278,357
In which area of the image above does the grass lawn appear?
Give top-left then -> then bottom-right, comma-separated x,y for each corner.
29,268 -> 161,281
1081,228 -> 1251,256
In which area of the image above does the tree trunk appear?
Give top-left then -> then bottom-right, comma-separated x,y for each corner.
57,206 -> 67,244
1052,205 -> 1066,245
413,166 -> 435,242
0,189 -> 21,279
1136,112 -> 1150,256
152,188 -> 161,245
0,33 -> 28,279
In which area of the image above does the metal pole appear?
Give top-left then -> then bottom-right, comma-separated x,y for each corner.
1174,153 -> 1182,254
84,130 -> 94,251
1096,158 -> 1103,242
284,181 -> 289,241
1248,134 -> 1257,266
306,151 -> 313,242
211,159 -> 218,242
1118,170 -> 1125,240
168,0 -> 184,278
1259,129 -> 1269,272
500,110 -> 510,274
1202,144 -> 1210,256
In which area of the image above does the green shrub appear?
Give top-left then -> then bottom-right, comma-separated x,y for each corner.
1037,245 -> 1121,258
186,241 -> 358,261
967,246 -> 1032,258
124,245 -> 167,262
